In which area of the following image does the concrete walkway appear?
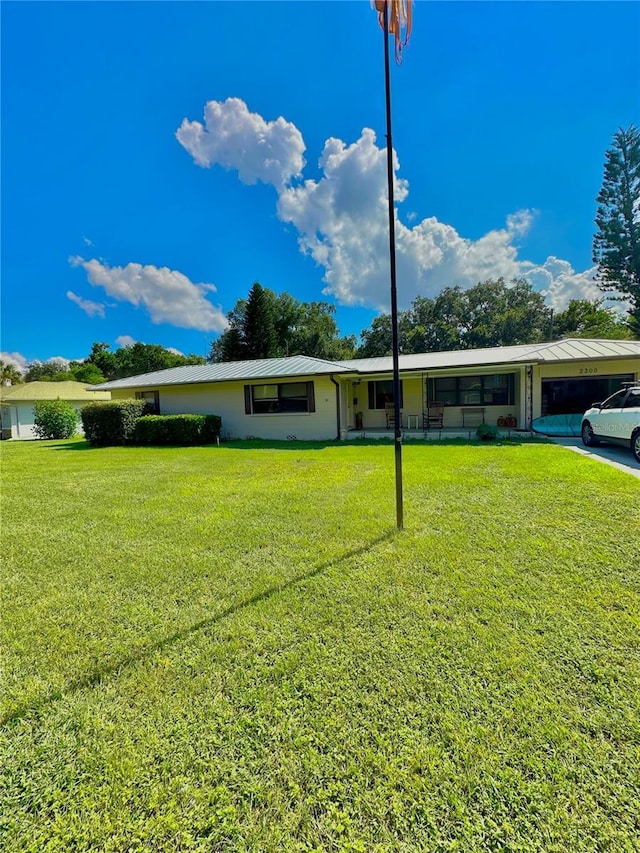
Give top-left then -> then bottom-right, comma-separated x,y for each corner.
550,437 -> 640,479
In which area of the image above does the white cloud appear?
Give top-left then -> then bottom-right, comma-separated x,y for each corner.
176,97 -> 306,190
277,128 -> 525,309
115,335 -> 136,348
82,235 -> 94,247
1,351 -> 28,374
67,290 -> 106,318
69,257 -> 228,332
46,357 -> 72,369
180,100 -> 610,313
520,258 -> 599,309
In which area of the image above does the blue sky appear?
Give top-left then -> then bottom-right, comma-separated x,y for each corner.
2,1 -> 638,370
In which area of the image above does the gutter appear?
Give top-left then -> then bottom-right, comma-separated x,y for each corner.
329,375 -> 341,441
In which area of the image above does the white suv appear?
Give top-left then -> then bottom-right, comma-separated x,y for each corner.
581,382 -> 640,463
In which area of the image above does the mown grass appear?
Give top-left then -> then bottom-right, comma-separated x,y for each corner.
1,437 -> 639,852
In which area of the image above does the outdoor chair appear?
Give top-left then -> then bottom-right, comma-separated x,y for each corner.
423,401 -> 444,430
385,402 -> 397,428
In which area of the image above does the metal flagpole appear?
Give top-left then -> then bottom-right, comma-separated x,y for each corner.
382,0 -> 404,530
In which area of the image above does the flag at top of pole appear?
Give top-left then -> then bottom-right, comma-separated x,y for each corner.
374,0 -> 413,63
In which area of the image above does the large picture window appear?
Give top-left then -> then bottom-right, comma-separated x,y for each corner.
368,380 -> 404,410
428,374 -> 515,406
244,382 -> 315,414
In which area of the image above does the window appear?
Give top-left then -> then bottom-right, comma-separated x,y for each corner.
135,390 -> 159,413
428,374 -> 515,407
368,380 -> 404,410
244,382 -> 315,414
601,390 -> 627,409
622,389 -> 640,408
459,376 -> 482,405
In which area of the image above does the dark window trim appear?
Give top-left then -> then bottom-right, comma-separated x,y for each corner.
428,374 -> 515,407
244,381 -> 316,415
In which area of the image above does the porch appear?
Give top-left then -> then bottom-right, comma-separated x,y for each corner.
345,371 -> 524,436
342,426 -> 534,441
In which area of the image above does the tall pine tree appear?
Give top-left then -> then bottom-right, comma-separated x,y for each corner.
242,282 -> 279,360
593,125 -> 640,333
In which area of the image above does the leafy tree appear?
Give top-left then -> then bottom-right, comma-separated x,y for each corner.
24,358 -> 70,382
114,342 -> 204,378
21,343 -> 206,387
355,278 -> 551,356
552,299 -> 632,340
0,359 -> 24,385
287,302 -> 357,360
86,342 -> 118,379
25,352 -> 106,384
85,342 -> 205,380
210,285 -> 356,362
68,362 -> 107,385
33,399 -> 78,439
456,278 -> 551,349
593,124 -> 640,333
355,311 -> 413,357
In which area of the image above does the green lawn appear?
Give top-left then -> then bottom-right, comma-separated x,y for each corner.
1,438 -> 639,852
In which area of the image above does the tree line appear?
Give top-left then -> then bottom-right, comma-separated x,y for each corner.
209,278 -> 631,363
0,285 -> 632,388
2,342 -> 206,386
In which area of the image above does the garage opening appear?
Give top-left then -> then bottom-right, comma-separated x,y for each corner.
542,374 -> 634,416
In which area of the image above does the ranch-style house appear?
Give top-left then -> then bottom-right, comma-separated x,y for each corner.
93,338 -> 640,442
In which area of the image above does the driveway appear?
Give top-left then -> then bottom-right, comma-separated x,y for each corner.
550,437 -> 640,479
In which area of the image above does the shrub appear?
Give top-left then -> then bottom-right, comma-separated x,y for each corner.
476,423 -> 500,442
134,414 -> 222,446
81,399 -> 149,446
201,414 -> 222,444
33,399 -> 78,440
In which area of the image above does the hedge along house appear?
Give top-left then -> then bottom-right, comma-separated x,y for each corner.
92,339 -> 640,441
0,381 -> 111,440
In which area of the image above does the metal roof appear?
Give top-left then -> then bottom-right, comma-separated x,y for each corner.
0,381 -> 111,402
91,355 -> 352,391
337,338 -> 640,374
90,339 -> 640,391
517,338 -> 640,362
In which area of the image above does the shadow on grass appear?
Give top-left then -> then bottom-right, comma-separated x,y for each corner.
2,531 -> 397,728
47,440 -> 95,451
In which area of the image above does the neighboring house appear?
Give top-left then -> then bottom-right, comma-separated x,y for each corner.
92,339 -> 640,442
0,381 -> 111,440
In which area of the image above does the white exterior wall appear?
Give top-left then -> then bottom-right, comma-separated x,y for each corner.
3,401 -> 89,440
112,375 -> 341,441
10,403 -> 36,439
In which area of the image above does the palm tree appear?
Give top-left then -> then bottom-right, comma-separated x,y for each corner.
1,359 -> 24,386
